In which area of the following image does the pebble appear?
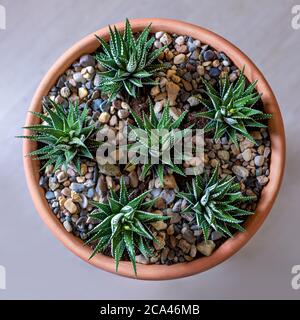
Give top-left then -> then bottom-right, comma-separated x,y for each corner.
209,67 -> 220,77
60,87 -> 71,98
64,198 -> 78,214
166,81 -> 180,106
182,228 -> 196,244
211,231 -> 222,241
217,150 -> 230,161
197,240 -> 216,256
172,200 -> 182,213
160,33 -> 172,45
239,139 -> 254,152
63,220 -> 73,233
175,36 -> 185,45
257,175 -> 269,186
78,87 -> 88,99
163,175 -> 177,189
86,188 -> 95,199
45,191 -> 55,200
98,164 -> 121,176
190,245 -> 197,258
70,182 -> 85,193
169,213 -> 182,224
187,95 -> 200,106
98,112 -> 110,123
57,171 -> 67,183
160,189 -> 175,205
151,220 -> 168,231
232,165 -> 249,179
128,171 -> 138,188
254,155 -> 264,167
242,149 -> 252,162
73,72 -> 85,83
117,109 -> 129,119
174,54 -> 186,65
178,239 -> 191,254
203,50 -> 215,61
79,54 -> 95,67
167,224 -> 174,235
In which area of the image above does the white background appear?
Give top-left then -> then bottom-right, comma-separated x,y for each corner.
0,0 -> 299,299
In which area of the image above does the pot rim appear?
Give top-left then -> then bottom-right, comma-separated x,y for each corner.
23,18 -> 286,280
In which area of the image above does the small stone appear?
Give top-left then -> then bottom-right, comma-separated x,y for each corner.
182,228 -> 196,244
178,239 -> 191,254
172,200 -> 182,213
155,31 -> 164,39
109,115 -> 118,126
45,191 -> 55,200
86,188 -> 95,199
211,231 -> 222,241
71,191 -> 81,202
251,131 -> 262,140
160,189 -> 175,205
254,155 -> 264,167
174,53 -> 186,65
73,72 -> 85,83
80,163 -> 88,176
117,109 -> 129,119
60,86 -> 70,98
257,175 -> 269,185
154,101 -> 164,113
209,67 -> 220,77
170,213 -> 181,224
98,112 -> 110,124
64,198 -> 77,214
166,81 -> 180,105
203,50 -> 215,61
151,85 -> 160,96
190,245 -> 197,258
57,171 -> 67,183
160,33 -> 172,45
151,188 -> 162,198
155,197 -> 166,210
167,224 -> 174,235
169,107 -> 180,120
79,54 -> 95,67
151,220 -> 167,231
61,187 -> 71,197
163,175 -> 177,189
175,35 -> 185,45
98,164 -> 121,176
135,254 -> 149,265
153,234 -> 166,250
70,182 -> 85,193
197,240 -> 216,256
217,150 -> 230,161
63,220 -> 73,233
187,95 -> 200,106
242,149 -> 252,162
232,165 -> 249,179
78,87 -> 88,99
239,139 -> 255,152
197,65 -> 205,76
264,147 -> 271,158
182,79 -> 192,91
128,171 -> 138,188
161,247 -> 170,263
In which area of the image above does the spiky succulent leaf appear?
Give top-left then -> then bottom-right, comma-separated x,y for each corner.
95,19 -> 170,100
86,177 -> 169,275
197,69 -> 272,146
19,98 -> 98,172
128,99 -> 189,184
177,165 -> 255,240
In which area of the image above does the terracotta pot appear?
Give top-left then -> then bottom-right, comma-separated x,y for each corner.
23,18 -> 285,280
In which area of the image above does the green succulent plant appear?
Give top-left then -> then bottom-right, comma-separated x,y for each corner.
86,177 -> 169,274
95,18 -> 169,101
129,99 -> 191,184
197,70 -> 272,146
19,99 -> 98,172
177,165 -> 255,241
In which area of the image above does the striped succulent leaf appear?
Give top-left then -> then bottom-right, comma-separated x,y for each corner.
18,98 -> 98,172
86,177 -> 169,275
197,69 -> 272,146
95,19 -> 170,101
129,99 -> 191,184
177,165 -> 255,241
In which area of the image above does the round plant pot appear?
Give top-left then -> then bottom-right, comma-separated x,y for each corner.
23,18 -> 285,280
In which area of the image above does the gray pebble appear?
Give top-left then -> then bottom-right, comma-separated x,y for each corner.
70,182 -> 85,193
45,191 -> 55,200
79,54 -> 95,67
63,220 -> 73,233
